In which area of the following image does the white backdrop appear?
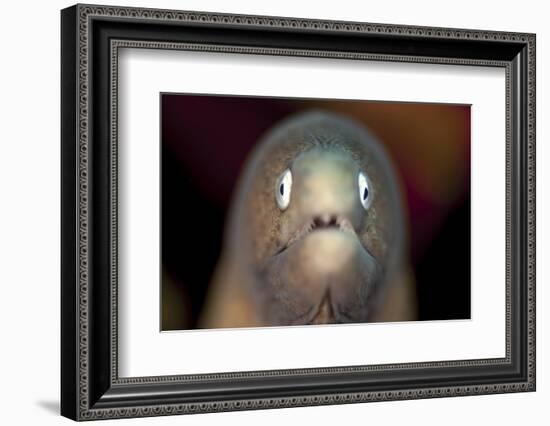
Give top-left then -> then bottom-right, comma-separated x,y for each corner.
119,50 -> 505,376
0,0 -> 547,425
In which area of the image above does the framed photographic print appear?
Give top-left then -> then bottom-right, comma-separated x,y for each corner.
61,3 -> 536,421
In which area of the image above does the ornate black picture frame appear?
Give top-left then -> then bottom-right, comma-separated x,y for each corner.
61,3 -> 536,421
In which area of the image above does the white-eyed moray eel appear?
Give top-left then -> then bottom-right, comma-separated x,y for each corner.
200,111 -> 417,328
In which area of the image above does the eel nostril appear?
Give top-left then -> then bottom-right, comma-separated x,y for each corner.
313,215 -> 339,229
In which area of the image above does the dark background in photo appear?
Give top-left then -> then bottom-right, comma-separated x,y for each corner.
161,94 -> 471,330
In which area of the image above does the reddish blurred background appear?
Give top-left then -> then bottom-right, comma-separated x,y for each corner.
161,94 -> 470,330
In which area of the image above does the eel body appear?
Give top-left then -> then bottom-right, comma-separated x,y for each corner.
200,111 -> 416,328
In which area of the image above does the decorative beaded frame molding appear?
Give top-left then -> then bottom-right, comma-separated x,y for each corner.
61,3 -> 536,421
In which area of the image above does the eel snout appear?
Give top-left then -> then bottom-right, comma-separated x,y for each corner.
280,214 -> 356,254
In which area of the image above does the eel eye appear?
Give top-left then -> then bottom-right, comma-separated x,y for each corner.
358,172 -> 372,210
276,169 -> 292,210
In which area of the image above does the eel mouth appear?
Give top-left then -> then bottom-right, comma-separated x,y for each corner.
263,215 -> 383,325
275,214 -> 356,256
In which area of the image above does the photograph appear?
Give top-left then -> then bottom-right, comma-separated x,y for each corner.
161,95 -> 471,330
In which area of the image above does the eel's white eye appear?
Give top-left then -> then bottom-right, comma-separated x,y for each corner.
358,172 -> 372,210
276,169 -> 292,210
